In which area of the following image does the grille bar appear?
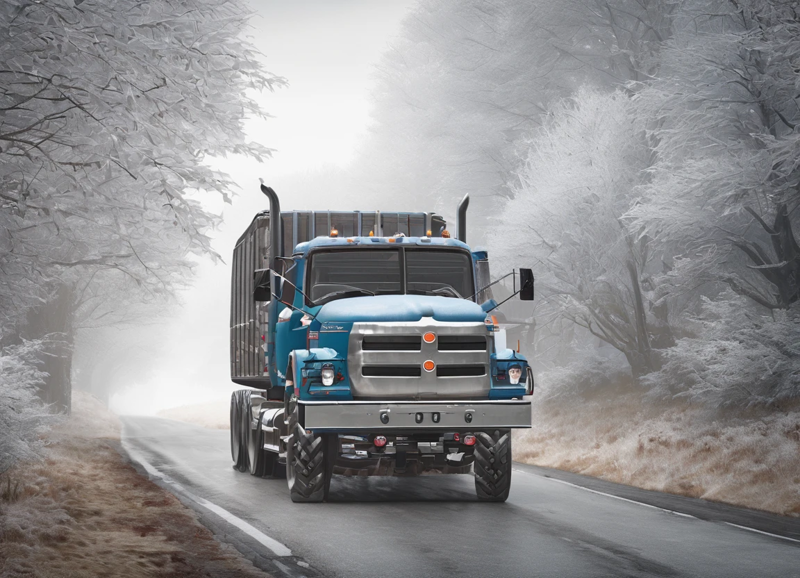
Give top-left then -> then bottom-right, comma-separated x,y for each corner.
437,335 -> 487,351
362,365 -> 422,377
362,336 -> 422,351
436,365 -> 486,377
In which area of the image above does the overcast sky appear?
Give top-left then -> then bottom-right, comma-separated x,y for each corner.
111,0 -> 416,414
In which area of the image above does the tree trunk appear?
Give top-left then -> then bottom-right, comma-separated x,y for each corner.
23,283 -> 75,414
626,260 -> 658,378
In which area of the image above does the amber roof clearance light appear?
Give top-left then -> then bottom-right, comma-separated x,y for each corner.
423,360 -> 435,372
423,332 -> 436,344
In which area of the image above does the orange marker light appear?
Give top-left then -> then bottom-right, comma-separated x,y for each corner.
426,230 -> 432,236
369,230 -> 374,237
330,228 -> 339,237
442,230 -> 451,238
423,360 -> 435,372
423,332 -> 436,344
388,237 -> 396,243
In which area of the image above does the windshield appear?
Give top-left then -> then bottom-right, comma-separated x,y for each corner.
307,248 -> 474,305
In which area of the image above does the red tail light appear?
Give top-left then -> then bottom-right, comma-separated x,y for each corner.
374,436 -> 387,448
453,433 -> 460,442
463,434 -> 477,446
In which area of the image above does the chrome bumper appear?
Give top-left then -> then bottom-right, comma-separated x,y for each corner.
301,399 -> 531,431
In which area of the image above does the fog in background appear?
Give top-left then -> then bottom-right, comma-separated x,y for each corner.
88,0 -> 800,415
110,0 -> 415,414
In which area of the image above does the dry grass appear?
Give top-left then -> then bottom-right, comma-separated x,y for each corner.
157,399 -> 230,430
515,391 -> 800,516
0,391 -> 272,578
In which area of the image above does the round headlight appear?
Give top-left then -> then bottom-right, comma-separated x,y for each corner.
321,364 -> 335,386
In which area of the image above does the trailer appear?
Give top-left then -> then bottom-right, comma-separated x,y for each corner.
229,185 -> 534,502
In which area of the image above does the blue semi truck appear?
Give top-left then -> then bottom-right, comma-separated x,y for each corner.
229,185 -> 534,502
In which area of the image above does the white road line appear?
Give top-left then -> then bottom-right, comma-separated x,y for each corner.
514,468 -> 696,519
724,523 -> 800,545
121,436 -> 293,557
518,468 -> 800,544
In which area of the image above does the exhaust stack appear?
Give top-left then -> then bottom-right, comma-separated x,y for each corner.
260,184 -> 282,268
457,193 -> 469,243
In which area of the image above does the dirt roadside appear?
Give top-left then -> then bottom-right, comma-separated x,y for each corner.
0,391 -> 273,578
515,391 -> 800,517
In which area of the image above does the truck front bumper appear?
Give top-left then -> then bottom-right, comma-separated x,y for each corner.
300,399 -> 531,431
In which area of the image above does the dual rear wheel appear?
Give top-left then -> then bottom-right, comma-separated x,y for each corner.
230,390 -> 282,478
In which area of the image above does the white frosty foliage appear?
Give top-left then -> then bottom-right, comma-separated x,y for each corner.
628,0 -> 800,311
536,352 -> 633,403
0,341 -> 56,474
494,88 -> 667,380
643,291 -> 800,407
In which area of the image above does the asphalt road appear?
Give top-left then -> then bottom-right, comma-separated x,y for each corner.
120,416 -> 800,578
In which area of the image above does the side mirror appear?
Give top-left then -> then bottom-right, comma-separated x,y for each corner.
519,268 -> 534,301
253,269 -> 271,302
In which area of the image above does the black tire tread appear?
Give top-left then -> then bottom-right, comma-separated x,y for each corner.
287,421 -> 327,502
474,429 -> 512,502
248,411 -> 267,477
230,391 -> 249,472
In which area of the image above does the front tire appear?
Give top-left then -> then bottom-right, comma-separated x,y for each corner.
285,399 -> 334,502
474,429 -> 512,502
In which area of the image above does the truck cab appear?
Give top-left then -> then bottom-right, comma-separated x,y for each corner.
230,186 -> 533,502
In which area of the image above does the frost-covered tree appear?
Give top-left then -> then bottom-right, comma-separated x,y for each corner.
0,0 -> 283,410
494,88 -> 669,381
351,0 -> 639,239
643,290 -> 800,407
629,0 -> 800,313
0,340 -> 53,474
559,0 -> 677,84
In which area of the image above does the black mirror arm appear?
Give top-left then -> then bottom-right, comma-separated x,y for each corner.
271,272 -> 317,320
469,270 -> 517,301
484,289 -> 523,313
483,271 -> 534,313
271,292 -> 308,315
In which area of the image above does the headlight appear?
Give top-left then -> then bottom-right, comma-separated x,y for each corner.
321,363 -> 335,386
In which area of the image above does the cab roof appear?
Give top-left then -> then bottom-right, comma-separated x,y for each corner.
293,235 -> 470,257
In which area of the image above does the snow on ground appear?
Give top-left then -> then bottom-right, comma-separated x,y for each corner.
0,390 -> 271,578
157,398 -> 230,430
515,391 -> 800,517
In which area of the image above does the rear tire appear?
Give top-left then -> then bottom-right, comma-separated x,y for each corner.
474,429 -> 512,502
230,391 -> 248,472
248,411 -> 268,477
286,399 -> 333,502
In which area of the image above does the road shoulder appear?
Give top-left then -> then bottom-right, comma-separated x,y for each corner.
0,391 -> 275,578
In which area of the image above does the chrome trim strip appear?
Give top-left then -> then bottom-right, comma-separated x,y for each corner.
301,399 -> 531,430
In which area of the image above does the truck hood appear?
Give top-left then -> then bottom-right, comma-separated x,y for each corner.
315,295 -> 486,323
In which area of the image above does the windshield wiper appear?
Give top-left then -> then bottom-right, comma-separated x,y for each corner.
314,288 -> 375,306
408,287 -> 463,299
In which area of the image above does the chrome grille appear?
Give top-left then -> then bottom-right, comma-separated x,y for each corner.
348,320 -> 491,400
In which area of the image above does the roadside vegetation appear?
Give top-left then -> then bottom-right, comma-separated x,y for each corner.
0,391 -> 273,578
